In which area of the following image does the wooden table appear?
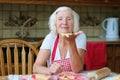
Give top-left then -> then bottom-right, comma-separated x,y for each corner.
0,75 -> 32,80
0,71 -> 117,80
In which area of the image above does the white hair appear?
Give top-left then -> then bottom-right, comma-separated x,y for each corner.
48,6 -> 80,35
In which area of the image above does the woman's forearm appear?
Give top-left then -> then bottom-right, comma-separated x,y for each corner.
33,63 -> 63,74
68,40 -> 84,72
33,64 -> 51,74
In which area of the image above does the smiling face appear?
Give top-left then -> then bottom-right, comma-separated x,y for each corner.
55,10 -> 74,34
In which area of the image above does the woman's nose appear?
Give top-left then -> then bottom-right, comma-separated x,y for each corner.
62,19 -> 67,24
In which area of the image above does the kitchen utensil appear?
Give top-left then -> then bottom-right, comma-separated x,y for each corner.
88,67 -> 111,80
101,17 -> 119,39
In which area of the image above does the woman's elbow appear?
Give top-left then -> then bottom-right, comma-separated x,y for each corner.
33,63 -> 38,74
72,65 -> 84,73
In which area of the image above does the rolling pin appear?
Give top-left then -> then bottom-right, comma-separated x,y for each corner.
88,67 -> 111,80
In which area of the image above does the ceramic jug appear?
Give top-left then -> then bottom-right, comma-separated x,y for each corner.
102,17 -> 119,39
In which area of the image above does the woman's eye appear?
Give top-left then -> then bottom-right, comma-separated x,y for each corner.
57,18 -> 62,21
58,18 -> 62,20
57,17 -> 72,21
67,17 -> 73,21
67,18 -> 71,20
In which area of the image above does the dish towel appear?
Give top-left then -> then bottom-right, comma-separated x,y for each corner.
84,42 -> 107,70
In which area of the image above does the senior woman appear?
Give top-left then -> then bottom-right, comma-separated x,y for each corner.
33,6 -> 86,74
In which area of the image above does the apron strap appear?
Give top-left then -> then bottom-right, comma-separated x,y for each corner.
52,35 -> 59,62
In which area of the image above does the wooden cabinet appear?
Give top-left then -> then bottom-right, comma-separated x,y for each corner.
106,44 -> 115,72
106,42 -> 120,73
0,0 -> 120,7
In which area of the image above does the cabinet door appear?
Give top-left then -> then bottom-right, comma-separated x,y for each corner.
115,44 -> 120,73
106,44 -> 115,72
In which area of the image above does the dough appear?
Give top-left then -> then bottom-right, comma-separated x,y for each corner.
59,74 -> 75,80
60,33 -> 72,37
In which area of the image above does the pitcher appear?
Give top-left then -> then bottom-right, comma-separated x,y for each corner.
101,17 -> 119,39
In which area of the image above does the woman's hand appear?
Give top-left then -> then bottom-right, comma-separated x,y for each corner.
49,62 -> 63,74
60,31 -> 83,42
61,31 -> 83,38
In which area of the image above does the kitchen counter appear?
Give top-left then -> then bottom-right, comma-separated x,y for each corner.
1,37 -> 120,43
87,37 -> 120,43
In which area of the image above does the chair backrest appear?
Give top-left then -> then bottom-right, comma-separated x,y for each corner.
34,39 -> 43,50
0,39 -> 38,76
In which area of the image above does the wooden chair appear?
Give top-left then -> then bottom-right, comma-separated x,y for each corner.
34,39 -> 43,50
0,39 -> 38,76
